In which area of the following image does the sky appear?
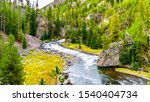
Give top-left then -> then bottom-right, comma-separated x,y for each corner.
12,0 -> 54,9
32,0 -> 54,8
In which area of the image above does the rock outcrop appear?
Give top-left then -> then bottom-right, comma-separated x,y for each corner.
97,32 -> 133,67
97,42 -> 122,67
36,14 -> 48,39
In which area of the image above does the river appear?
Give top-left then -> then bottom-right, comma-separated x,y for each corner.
42,39 -> 148,85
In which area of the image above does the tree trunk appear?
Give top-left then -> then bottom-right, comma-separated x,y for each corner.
55,76 -> 57,85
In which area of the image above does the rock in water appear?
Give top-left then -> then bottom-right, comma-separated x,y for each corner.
97,32 -> 133,67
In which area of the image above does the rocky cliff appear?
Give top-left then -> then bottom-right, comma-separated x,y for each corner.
97,32 -> 134,67
36,14 -> 48,39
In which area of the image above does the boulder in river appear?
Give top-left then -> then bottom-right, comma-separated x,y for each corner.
97,32 -> 134,67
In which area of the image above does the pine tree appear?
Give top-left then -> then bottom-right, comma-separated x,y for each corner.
0,33 -> 4,60
2,1 -> 22,40
22,17 -> 27,34
0,0 -> 2,31
26,0 -> 30,6
0,34 -> 24,85
18,29 -> 24,42
30,8 -> 37,36
143,0 -> 150,31
39,78 -> 45,85
86,28 -> 92,47
110,11 -> 120,41
50,66 -> 61,85
22,34 -> 27,49
81,22 -> 87,44
26,20 -> 30,34
47,7 -> 53,40
101,34 -> 111,49
54,13 -> 61,37
0,32 -> 3,40
21,0 -> 23,6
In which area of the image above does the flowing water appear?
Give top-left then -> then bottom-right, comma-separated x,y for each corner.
42,39 -> 148,85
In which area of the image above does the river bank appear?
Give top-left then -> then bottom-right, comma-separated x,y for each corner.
61,42 -> 149,84
23,51 -> 65,85
115,68 -> 150,81
22,49 -> 77,85
62,43 -> 102,56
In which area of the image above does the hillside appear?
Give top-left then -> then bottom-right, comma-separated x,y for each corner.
46,0 -> 150,47
0,31 -> 41,55
40,0 -> 150,69
0,0 -> 150,85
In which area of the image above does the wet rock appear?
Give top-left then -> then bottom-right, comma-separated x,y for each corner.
62,71 -> 69,79
67,61 -> 72,66
66,79 -> 73,85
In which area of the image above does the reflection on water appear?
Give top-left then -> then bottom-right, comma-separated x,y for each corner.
99,68 -> 148,85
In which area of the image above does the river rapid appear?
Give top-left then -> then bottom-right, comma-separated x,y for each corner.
42,39 -> 147,85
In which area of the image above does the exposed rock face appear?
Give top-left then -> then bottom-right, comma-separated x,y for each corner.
124,32 -> 134,46
97,32 -> 133,67
36,14 -> 48,38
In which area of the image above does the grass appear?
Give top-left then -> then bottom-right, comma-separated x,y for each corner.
62,43 -> 102,55
115,68 -> 150,81
23,51 -> 65,85
148,81 -> 150,85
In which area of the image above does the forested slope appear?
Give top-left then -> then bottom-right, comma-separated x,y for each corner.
0,0 -> 150,84
41,0 -> 150,70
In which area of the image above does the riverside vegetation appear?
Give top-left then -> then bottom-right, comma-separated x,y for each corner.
0,0 -> 150,84
23,51 -> 64,85
42,0 -> 150,69
62,43 -> 102,55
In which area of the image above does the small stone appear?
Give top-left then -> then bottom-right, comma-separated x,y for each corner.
66,79 -> 73,85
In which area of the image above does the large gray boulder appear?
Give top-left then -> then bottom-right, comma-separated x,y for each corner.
97,32 -> 133,67
97,42 -> 122,67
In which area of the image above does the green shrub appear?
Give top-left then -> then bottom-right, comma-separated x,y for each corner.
39,78 -> 46,85
59,76 -> 65,85
78,43 -> 81,49
120,40 -> 143,67
22,35 -> 27,49
119,48 -> 132,65
17,29 -> 24,42
0,33 -> 3,40
130,41 -> 142,65
0,34 -> 24,85
131,62 -> 140,71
